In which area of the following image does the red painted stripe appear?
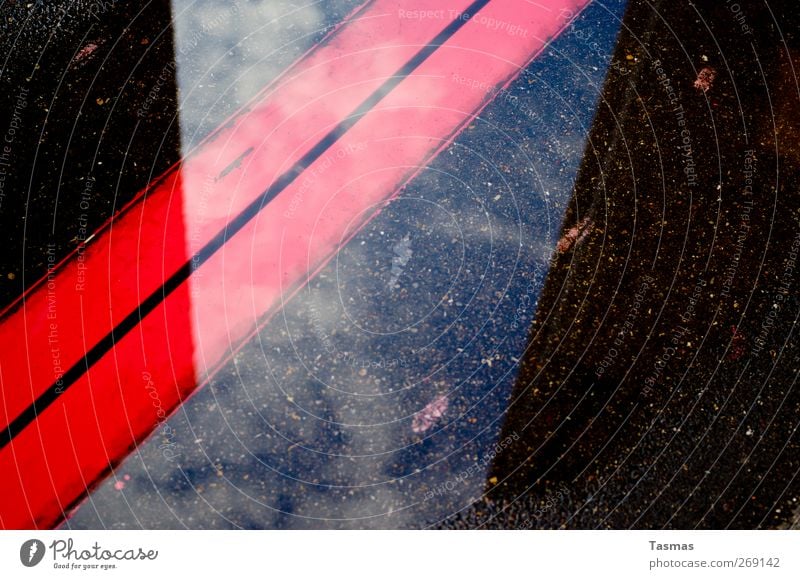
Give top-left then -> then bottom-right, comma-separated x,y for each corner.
0,0 -> 588,528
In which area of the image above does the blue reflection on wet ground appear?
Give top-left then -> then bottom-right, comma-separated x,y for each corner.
170,0 -> 366,149
66,0 -> 627,529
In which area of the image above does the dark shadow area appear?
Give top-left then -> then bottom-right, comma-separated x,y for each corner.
451,0 -> 800,529
0,0 -> 181,311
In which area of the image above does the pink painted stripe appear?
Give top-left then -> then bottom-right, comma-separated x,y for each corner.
0,0 -> 478,433
188,0 -> 589,378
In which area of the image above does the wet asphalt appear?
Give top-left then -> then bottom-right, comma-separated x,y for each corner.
1,0 -> 799,529
61,0 -> 622,529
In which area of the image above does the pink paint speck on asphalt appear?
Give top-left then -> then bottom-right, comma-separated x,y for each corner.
73,43 -> 98,65
694,67 -> 716,92
412,395 -> 449,433
556,215 -> 593,254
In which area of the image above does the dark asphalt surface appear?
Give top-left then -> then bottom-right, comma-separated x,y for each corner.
0,0 -> 181,306
478,0 -> 800,529
1,0 -> 799,530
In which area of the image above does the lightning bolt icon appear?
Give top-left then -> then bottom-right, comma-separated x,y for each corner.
28,542 -> 38,563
